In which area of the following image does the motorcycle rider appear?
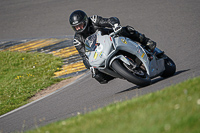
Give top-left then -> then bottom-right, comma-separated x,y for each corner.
69,10 -> 156,84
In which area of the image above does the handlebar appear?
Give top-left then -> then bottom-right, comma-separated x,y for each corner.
109,27 -> 122,37
109,32 -> 115,37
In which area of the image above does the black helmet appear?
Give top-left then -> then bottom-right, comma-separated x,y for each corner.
69,10 -> 89,33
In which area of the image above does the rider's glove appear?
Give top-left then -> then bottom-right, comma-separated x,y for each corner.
82,55 -> 91,69
113,23 -> 122,33
146,40 -> 156,51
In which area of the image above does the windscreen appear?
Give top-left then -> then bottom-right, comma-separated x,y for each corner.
85,32 -> 97,51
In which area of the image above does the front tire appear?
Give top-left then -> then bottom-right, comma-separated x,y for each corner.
111,59 -> 151,87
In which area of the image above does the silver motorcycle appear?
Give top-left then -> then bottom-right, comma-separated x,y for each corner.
85,31 -> 176,87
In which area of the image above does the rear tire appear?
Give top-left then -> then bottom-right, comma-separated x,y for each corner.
111,59 -> 151,87
161,56 -> 176,78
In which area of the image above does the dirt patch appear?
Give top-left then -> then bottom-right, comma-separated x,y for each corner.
29,74 -> 85,102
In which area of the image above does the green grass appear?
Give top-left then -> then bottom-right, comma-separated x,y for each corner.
0,51 -> 63,115
27,76 -> 200,133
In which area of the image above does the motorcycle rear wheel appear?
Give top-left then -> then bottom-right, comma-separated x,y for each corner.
111,59 -> 151,87
161,55 -> 176,78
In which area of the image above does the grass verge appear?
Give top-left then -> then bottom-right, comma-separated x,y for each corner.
27,76 -> 200,133
0,51 -> 63,115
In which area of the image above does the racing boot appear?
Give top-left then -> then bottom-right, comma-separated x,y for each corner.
90,67 -> 114,84
146,40 -> 157,52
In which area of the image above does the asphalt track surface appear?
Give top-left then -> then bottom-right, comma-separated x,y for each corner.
1,0 -> 200,132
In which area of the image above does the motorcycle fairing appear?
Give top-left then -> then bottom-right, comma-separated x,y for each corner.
85,32 -> 114,67
113,37 -> 165,78
85,31 -> 165,78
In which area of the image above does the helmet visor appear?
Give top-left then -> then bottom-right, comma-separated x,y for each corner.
72,21 -> 86,32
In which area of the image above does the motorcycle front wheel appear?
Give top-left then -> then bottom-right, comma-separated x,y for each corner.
111,59 -> 151,87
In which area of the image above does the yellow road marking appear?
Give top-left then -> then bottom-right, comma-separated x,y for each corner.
2,38 -> 86,77
18,38 -> 66,52
59,51 -> 78,58
5,38 -> 67,52
19,39 -> 56,51
10,39 -> 48,51
51,46 -> 79,58
51,46 -> 77,56
18,39 -> 53,51
4,39 -> 45,51
62,62 -> 85,69
54,61 -> 86,77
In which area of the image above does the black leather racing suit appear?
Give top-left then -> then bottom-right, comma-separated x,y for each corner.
73,15 -> 155,84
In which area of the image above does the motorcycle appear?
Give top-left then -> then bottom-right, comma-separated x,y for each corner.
85,30 -> 176,87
